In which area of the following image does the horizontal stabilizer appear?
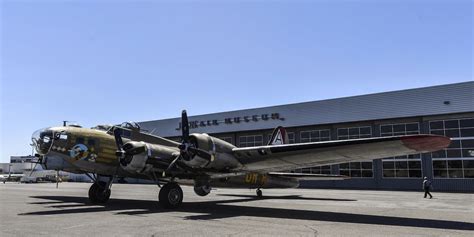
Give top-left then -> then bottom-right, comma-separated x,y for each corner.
268,172 -> 349,180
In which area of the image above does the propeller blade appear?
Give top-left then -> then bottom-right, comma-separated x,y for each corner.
113,127 -> 126,164
113,127 -> 124,150
162,155 -> 181,177
181,110 -> 189,143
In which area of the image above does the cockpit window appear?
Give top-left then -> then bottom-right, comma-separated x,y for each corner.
120,121 -> 140,130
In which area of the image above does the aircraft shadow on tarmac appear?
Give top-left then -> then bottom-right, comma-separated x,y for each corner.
21,195 -> 474,231
215,194 -> 357,202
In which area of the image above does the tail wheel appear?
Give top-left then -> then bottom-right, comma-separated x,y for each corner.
88,182 -> 111,204
159,182 -> 183,208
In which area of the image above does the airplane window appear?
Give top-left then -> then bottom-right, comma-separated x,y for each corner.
120,122 -> 141,130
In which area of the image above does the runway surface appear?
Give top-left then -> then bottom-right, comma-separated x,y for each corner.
1,183 -> 473,236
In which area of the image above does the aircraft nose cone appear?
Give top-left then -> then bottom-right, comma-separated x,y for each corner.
31,127 -> 55,155
401,135 -> 451,152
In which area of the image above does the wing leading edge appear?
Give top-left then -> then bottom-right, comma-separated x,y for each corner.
232,135 -> 450,173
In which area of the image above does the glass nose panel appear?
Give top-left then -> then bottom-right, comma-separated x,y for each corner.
32,128 -> 55,155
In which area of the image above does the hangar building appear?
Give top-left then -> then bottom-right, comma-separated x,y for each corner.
138,82 -> 474,192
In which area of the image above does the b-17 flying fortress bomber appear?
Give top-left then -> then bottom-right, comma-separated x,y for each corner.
31,110 -> 451,208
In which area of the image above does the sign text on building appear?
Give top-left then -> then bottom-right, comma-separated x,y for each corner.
175,113 -> 284,130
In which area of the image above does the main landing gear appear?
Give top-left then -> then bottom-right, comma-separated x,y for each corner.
158,182 -> 183,208
88,181 -> 111,204
256,188 -> 263,198
86,174 -> 184,208
87,175 -> 113,204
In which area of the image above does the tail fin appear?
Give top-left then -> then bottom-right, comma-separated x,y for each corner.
268,126 -> 289,145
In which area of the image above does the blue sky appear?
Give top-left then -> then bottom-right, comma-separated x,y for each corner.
0,0 -> 472,162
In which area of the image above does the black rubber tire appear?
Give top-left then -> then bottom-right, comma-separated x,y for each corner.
159,182 -> 183,209
256,189 -> 263,198
88,182 -> 111,204
194,185 -> 211,196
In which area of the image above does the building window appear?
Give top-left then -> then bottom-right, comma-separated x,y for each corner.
340,162 -> 373,177
430,118 -> 474,179
218,137 -> 233,144
293,165 -> 331,174
337,126 -> 373,177
337,126 -> 371,140
380,123 -> 422,178
300,129 -> 330,143
239,135 -> 263,148
380,123 -> 420,136
288,132 -> 295,144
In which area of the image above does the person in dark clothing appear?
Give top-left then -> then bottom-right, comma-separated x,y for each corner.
423,177 -> 433,199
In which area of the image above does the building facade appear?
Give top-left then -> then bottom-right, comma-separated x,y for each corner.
138,82 -> 474,192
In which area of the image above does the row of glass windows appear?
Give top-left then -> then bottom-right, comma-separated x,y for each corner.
293,166 -> 331,175
337,126 -> 372,140
337,126 -> 374,177
380,123 -> 422,178
208,118 -> 474,146
339,162 -> 373,177
217,118 -> 474,179
429,118 -> 474,179
238,135 -> 263,148
380,123 -> 420,136
300,130 -> 330,143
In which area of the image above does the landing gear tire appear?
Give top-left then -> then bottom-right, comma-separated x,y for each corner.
194,185 -> 211,196
159,182 -> 183,209
256,189 -> 263,198
88,182 -> 111,204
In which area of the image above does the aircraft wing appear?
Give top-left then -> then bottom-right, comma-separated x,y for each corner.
232,135 -> 450,173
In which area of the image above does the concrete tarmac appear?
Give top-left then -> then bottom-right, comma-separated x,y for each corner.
0,183 -> 473,237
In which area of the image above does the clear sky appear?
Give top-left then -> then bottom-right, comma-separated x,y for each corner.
0,0 -> 472,162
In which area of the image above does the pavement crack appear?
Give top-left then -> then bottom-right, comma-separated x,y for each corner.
304,225 -> 319,237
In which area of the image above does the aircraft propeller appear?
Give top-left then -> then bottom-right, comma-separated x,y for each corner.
111,110 -> 213,177
162,110 -> 213,177
113,127 -> 149,166
113,127 -> 125,163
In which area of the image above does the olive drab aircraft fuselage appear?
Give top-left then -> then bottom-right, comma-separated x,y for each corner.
32,110 -> 451,208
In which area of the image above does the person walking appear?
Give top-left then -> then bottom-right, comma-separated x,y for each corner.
423,177 -> 433,199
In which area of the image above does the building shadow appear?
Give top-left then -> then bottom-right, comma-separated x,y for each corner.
20,195 -> 474,231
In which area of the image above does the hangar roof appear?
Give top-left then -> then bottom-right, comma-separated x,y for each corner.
139,82 -> 474,137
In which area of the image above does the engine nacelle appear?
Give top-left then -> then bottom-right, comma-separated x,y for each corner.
119,141 -> 150,173
182,133 -> 240,170
120,141 -> 176,174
